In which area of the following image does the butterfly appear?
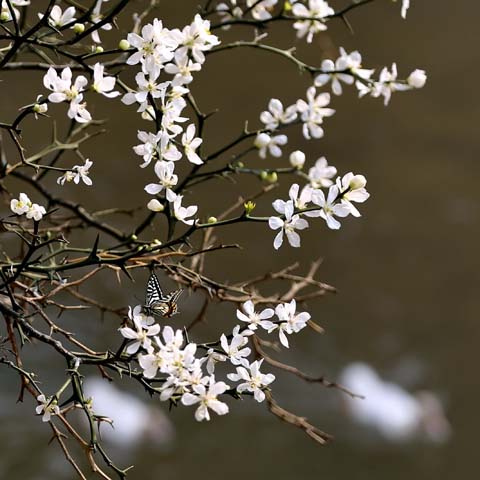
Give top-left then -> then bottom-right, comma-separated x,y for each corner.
143,272 -> 183,318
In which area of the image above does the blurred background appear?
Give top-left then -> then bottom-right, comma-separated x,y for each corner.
0,1 -> 478,479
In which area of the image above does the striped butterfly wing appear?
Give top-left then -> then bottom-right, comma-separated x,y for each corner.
145,272 -> 167,305
144,273 -> 183,318
163,288 -> 183,317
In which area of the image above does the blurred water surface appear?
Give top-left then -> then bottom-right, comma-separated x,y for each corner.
0,1 -> 478,479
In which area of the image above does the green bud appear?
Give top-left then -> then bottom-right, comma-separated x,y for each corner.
130,234 -> 138,241
207,216 -> 217,224
244,201 -> 256,215
33,103 -> 47,114
235,161 -> 244,169
73,23 -> 85,34
283,1 -> 293,12
95,46 -> 104,54
119,39 -> 130,51
259,171 -> 268,180
266,172 -> 278,183
0,12 -> 10,22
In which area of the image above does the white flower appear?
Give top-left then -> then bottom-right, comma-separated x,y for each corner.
165,50 -> 202,86
220,332 -> 251,366
260,98 -> 297,131
147,199 -> 164,212
138,349 -> 172,378
122,71 -> 169,106
67,97 -> 92,123
10,192 -> 31,215
176,14 -> 220,65
289,150 -> 305,169
72,159 -> 93,185
160,95 -> 188,136
35,394 -> 60,422
40,5 -> 76,28
205,348 -> 227,375
129,305 -> 155,328
311,185 -> 350,230
400,0 -> 410,19
315,48 -> 374,95
288,183 -> 321,217
269,299 -> 310,348
247,0 -> 277,20
57,171 -> 75,185
119,315 -> 160,355
90,0 -> 113,44
11,193 -> 47,221
335,172 -> 370,217
126,19 -> 178,76
315,59 -> 353,96
145,161 -> 178,195
182,124 -> 203,165
32,95 -> 48,119
181,377 -> 229,422
92,63 -> 120,98
236,300 -> 275,331
133,131 -> 160,168
292,0 -> 334,43
308,156 -> 337,188
296,87 -> 335,139
227,359 -> 275,402
268,200 -> 308,250
370,63 -> 411,106
161,325 -> 186,352
133,130 -> 181,168
254,132 -> 288,159
43,67 -> 87,103
166,190 -> 198,225
26,203 -> 46,221
407,69 -> 427,89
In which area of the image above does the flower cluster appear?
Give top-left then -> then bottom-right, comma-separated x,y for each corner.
122,15 -> 218,218
313,47 -> 426,105
268,169 -> 369,248
10,193 -> 46,221
42,63 -> 119,123
57,159 -> 94,186
116,298 -> 319,421
216,0 -> 279,25
292,0 -> 334,43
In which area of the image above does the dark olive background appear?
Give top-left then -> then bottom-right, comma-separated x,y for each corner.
0,1 -> 478,479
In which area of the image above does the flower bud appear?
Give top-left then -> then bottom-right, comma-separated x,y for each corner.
407,69 -> 427,89
147,199 -> 164,212
207,216 -> 217,224
33,103 -> 48,114
152,239 -> 162,245
289,150 -> 305,169
119,39 -> 130,51
73,23 -> 85,34
244,201 -> 256,215
95,46 -> 104,54
259,171 -> 268,180
0,11 -> 10,22
265,172 -> 278,183
130,234 -> 138,241
283,1 -> 293,13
